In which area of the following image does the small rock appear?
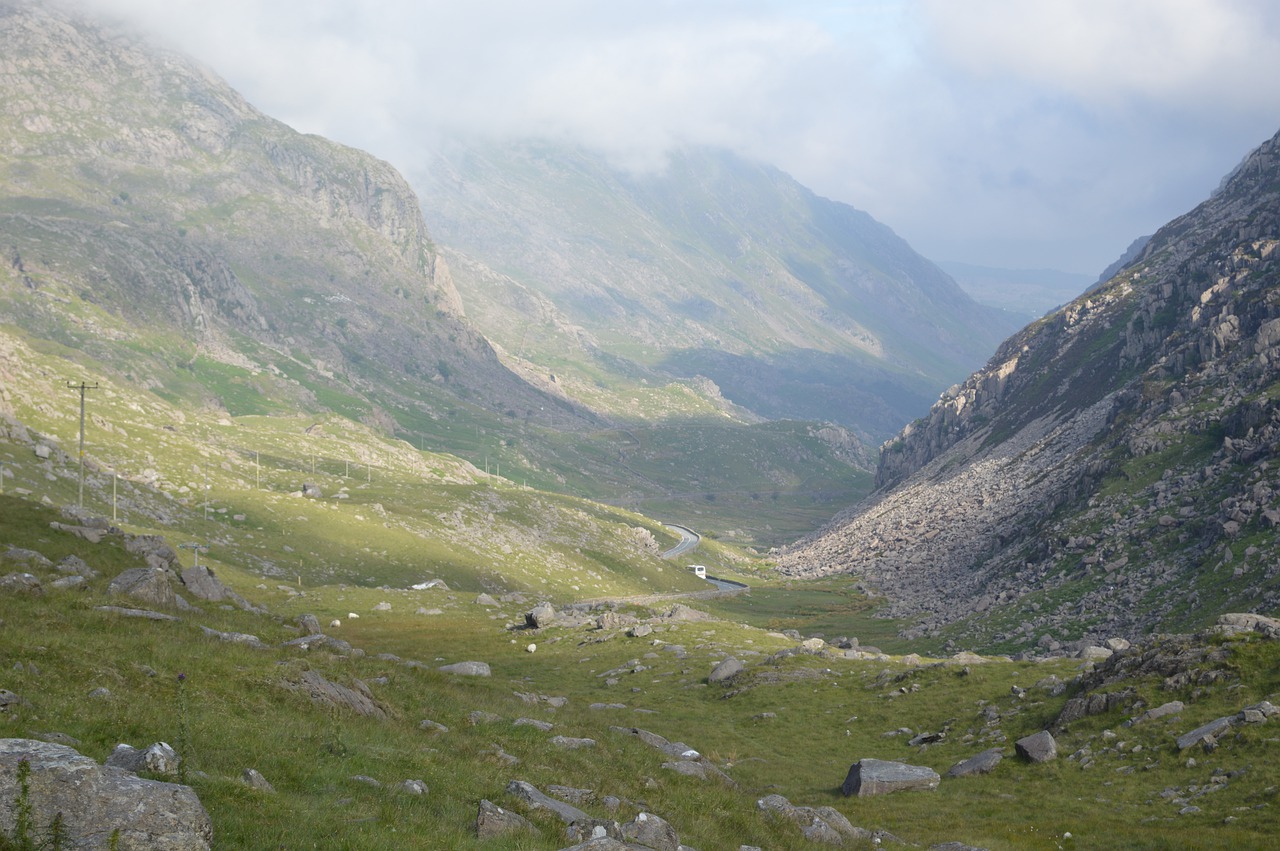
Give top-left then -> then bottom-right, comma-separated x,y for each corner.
396,779 -> 428,795
241,768 -> 275,792
946,748 -> 1003,777
438,661 -> 491,677
476,798 -> 534,839
550,735 -> 597,749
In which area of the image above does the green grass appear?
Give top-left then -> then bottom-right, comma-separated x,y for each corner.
4,494 -> 1280,849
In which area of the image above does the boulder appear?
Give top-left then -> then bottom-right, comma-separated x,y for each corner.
396,779 -> 428,795
0,573 -> 41,593
1014,731 -> 1057,763
180,565 -> 243,606
56,555 -> 98,578
0,738 -> 211,849
438,661 -> 491,677
1176,716 -> 1234,750
1216,613 -> 1280,639
283,670 -> 387,719
708,657 -> 745,683
105,742 -> 181,777
841,758 -> 940,796
476,798 -> 535,839
621,812 -> 679,851
506,779 -> 591,824
526,602 -> 557,629
596,612 -> 638,630
1132,701 -> 1184,725
946,748 -> 1003,778
109,567 -> 178,609
663,604 -> 712,622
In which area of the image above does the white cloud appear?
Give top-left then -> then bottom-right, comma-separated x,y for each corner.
68,0 -> 1280,272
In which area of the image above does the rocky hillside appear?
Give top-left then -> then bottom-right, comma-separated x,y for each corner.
0,0 -> 573,428
418,141 -> 1019,442
779,127 -> 1280,652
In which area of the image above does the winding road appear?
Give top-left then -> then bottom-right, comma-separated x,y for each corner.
661,523 -> 701,558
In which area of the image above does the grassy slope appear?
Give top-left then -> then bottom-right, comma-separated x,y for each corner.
2,496 -> 1279,849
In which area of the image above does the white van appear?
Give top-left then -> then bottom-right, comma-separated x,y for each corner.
692,565 -> 707,578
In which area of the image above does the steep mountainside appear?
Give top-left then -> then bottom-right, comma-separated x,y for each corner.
779,128 -> 1280,651
0,0 -> 573,429
0,1 -> 872,548
417,141 -> 1019,442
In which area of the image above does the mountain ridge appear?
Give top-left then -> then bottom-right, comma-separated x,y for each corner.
417,140 -> 1020,442
778,127 -> 1280,651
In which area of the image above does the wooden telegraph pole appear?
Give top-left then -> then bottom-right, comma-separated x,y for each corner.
67,381 -> 99,508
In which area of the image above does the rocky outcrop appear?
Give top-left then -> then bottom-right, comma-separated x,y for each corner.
778,127 -> 1280,648
0,738 -> 211,849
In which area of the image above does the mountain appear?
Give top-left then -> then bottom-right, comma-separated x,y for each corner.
0,0 -> 577,431
416,140 -> 1020,443
937,260 -> 1091,319
0,0 -> 873,552
779,127 -> 1280,652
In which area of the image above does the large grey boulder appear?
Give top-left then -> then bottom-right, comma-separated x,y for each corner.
108,567 -> 178,608
946,747 -> 1003,778
0,738 -> 211,849
841,758 -> 940,796
526,602 -> 557,629
708,657 -> 744,683
1015,731 -> 1058,763
180,564 -> 244,606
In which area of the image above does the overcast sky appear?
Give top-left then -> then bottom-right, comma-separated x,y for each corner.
78,0 -> 1280,275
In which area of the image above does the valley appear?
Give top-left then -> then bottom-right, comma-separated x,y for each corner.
2,2 -> 1280,849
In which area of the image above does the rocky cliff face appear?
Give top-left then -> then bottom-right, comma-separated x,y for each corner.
0,0 -> 568,427
778,128 -> 1280,651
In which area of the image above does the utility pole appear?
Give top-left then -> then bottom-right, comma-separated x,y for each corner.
179,542 -> 208,570
67,381 -> 98,508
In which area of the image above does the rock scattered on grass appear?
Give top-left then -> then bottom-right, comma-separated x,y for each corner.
438,661 -> 491,677
841,758 -> 940,796
1015,731 -> 1057,763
